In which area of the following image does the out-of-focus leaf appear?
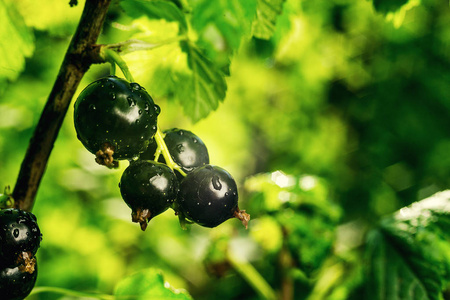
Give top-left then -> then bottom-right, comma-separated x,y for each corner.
114,268 -> 192,300
252,0 -> 286,39
0,0 -> 34,88
121,0 -> 187,33
366,190 -> 450,300
190,0 -> 257,51
178,41 -> 227,121
372,0 -> 409,14
14,0 -> 84,36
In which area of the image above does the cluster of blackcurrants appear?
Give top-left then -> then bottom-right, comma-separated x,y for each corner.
74,76 -> 249,231
0,207 -> 42,300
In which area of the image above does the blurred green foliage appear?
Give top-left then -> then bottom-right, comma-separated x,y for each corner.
0,0 -> 449,299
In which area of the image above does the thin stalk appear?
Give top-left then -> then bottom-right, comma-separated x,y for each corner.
227,250 -> 277,300
102,49 -> 135,82
154,127 -> 187,176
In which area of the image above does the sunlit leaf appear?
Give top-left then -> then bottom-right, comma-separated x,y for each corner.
252,0 -> 286,39
14,0 -> 84,36
0,0 -> 34,88
366,191 -> 450,300
178,41 -> 227,121
121,0 -> 187,33
114,268 -> 192,300
190,0 -> 257,51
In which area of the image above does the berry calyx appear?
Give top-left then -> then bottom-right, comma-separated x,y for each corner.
74,76 -> 160,167
141,128 -> 209,179
177,165 -> 250,228
120,160 -> 179,231
0,209 -> 42,263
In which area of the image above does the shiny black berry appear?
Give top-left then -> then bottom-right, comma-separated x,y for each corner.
177,165 -> 249,228
74,76 -> 160,167
0,209 -> 41,263
120,160 -> 179,231
141,128 -> 209,178
0,261 -> 37,300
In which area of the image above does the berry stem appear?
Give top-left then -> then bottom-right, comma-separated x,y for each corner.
12,0 -> 112,211
102,49 -> 135,82
227,250 -> 277,300
154,127 -> 187,177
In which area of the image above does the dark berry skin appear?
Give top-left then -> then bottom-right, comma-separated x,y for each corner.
0,209 -> 41,263
120,160 -> 179,230
0,262 -> 37,300
178,165 -> 239,228
74,76 -> 160,161
141,128 -> 209,178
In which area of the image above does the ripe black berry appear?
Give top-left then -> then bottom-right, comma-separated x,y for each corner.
0,209 -> 41,263
120,160 -> 179,231
74,76 -> 160,167
0,261 -> 37,300
177,165 -> 249,228
141,128 -> 209,178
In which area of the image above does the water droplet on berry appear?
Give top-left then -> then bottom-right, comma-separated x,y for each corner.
138,110 -> 142,115
176,144 -> 185,153
136,120 -> 140,124
144,125 -> 149,129
208,202 -> 211,205
140,136 -> 144,140
212,176 -> 222,190
130,83 -> 141,90
152,125 -> 157,131
127,97 -> 135,107
89,104 -> 96,110
178,131 -> 184,136
192,138 -> 198,143
154,105 -> 161,115
13,229 -> 19,238
225,192 -> 229,197
111,93 -> 116,100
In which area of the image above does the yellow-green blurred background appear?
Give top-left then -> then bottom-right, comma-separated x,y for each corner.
0,0 -> 449,299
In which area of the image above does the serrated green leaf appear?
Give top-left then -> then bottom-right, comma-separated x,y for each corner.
252,0 -> 286,40
366,191 -> 450,300
178,41 -> 227,121
114,268 -> 192,300
0,1 -> 34,86
121,0 -> 187,33
190,0 -> 257,51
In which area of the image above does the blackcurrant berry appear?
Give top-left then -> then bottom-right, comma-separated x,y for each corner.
141,128 -> 209,179
74,76 -> 160,167
177,165 -> 250,228
120,160 -> 179,231
0,209 -> 41,264
0,260 -> 37,300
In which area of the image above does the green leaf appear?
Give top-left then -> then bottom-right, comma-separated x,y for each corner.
114,268 -> 192,300
190,0 -> 258,51
178,41 -> 227,121
0,1 -> 34,88
121,0 -> 187,33
372,0 -> 409,14
252,0 -> 286,40
366,191 -> 450,300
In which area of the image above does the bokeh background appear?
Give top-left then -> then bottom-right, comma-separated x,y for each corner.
0,0 -> 449,299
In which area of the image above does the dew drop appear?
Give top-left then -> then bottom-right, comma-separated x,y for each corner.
176,144 -> 185,153
130,82 -> 141,90
154,105 -> 161,115
136,120 -> 140,124
208,202 -> 211,206
152,125 -> 157,131
225,192 -> 229,197
178,130 -> 184,136
127,97 -> 135,107
144,125 -> 149,129
192,138 -> 198,143
89,104 -> 96,110
13,229 -> 19,238
212,176 -> 222,190
138,110 -> 142,115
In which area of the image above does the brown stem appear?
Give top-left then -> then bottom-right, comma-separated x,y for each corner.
12,0 -> 111,212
